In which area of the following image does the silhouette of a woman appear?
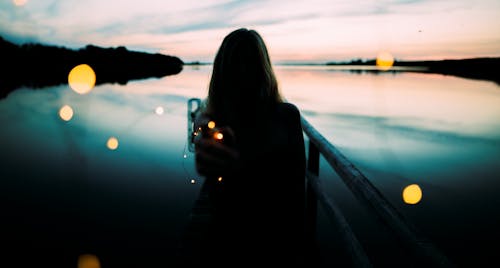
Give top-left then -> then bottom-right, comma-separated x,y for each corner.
187,28 -> 306,266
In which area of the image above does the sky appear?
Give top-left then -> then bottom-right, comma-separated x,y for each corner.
1,0 -> 500,63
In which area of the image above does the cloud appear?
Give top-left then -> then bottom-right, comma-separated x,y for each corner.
1,0 -> 499,61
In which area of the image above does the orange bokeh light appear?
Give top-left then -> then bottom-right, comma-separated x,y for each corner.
68,64 -> 96,94
376,52 -> 394,71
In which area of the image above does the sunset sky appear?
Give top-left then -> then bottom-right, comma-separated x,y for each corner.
1,0 -> 499,63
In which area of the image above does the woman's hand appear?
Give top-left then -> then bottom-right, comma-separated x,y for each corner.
193,118 -> 239,177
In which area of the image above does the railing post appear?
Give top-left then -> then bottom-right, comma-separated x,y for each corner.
187,98 -> 201,152
306,139 -> 319,251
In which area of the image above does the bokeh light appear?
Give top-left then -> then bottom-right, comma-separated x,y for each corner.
106,137 -> 119,150
190,179 -> 196,184
68,64 -> 96,94
155,106 -> 164,115
78,254 -> 100,268
214,132 -> 223,140
208,121 -> 215,129
402,184 -> 423,204
218,176 -> 223,182
58,105 -> 74,121
13,0 -> 27,6
376,51 -> 394,71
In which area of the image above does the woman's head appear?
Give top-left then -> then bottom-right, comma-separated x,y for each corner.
206,28 -> 282,125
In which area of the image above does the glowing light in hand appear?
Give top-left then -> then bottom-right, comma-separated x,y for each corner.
208,121 -> 216,129
106,137 -> 119,150
68,64 -> 96,94
214,132 -> 223,140
218,177 -> 223,182
402,184 -> 422,204
59,105 -> 74,121
190,179 -> 196,184
376,52 -> 394,71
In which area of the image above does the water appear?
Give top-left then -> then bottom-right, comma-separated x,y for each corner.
1,65 -> 499,266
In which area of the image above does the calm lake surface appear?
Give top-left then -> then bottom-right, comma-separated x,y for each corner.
1,65 -> 499,266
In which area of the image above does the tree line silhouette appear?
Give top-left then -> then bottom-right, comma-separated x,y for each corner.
0,36 -> 184,98
326,57 -> 500,85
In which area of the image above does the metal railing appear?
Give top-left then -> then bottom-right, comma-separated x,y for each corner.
302,116 -> 454,267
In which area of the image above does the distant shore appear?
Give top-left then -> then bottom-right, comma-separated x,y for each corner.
326,57 -> 500,85
186,57 -> 500,85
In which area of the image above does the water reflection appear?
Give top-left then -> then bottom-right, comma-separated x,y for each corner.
1,65 -> 499,266
12,0 -> 27,7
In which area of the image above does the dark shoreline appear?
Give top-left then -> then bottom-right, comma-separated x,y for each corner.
0,36 -> 184,99
325,57 -> 500,85
398,58 -> 500,85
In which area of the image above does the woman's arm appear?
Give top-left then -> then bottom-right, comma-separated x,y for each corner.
193,113 -> 240,177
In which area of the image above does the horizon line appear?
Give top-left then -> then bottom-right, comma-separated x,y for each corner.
184,56 -> 500,65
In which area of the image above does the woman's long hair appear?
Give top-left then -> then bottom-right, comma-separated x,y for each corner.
205,28 -> 282,127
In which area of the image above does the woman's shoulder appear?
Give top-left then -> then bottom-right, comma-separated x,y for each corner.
275,102 -> 301,120
270,102 -> 301,129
